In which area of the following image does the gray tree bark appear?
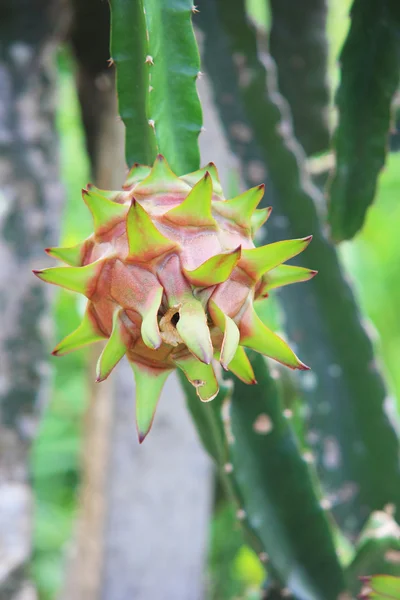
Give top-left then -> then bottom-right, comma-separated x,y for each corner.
0,1 -> 64,598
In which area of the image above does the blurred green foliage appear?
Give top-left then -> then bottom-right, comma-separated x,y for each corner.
31,52 -> 92,600
31,2 -> 400,598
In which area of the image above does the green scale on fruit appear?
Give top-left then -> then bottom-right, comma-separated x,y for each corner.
34,155 -> 315,442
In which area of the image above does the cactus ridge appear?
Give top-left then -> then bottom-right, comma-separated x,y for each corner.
35,155 -> 313,441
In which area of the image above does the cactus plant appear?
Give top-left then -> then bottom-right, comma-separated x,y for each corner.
329,0 -> 400,240
25,0 -> 400,597
196,0 -> 400,540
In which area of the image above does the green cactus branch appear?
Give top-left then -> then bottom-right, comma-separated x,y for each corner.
143,0 -> 202,174
329,0 -> 400,241
269,0 -> 330,156
196,0 -> 400,537
228,352 -> 346,599
183,362 -> 346,599
109,0 -> 157,166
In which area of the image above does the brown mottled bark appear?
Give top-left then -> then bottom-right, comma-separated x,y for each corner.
0,1 -> 64,598
269,0 -> 331,155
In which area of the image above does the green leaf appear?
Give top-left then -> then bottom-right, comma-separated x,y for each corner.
110,0 -> 157,166
143,0 -> 202,174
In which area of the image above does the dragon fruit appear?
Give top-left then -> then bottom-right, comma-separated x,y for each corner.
34,155 -> 315,442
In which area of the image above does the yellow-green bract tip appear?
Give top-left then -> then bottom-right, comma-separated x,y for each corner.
33,260 -> 104,297
183,246 -> 241,287
126,199 -> 177,261
164,172 -> 217,228
96,310 -> 127,382
134,155 -> 190,195
239,303 -> 309,370
131,361 -> 172,443
239,236 -> 312,281
82,188 -> 127,235
45,240 -> 87,267
52,307 -> 105,356
213,185 -> 265,230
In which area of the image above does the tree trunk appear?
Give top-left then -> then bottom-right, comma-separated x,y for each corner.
0,1 -> 64,598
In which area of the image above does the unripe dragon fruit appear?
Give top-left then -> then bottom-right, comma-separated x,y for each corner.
34,155 -> 315,442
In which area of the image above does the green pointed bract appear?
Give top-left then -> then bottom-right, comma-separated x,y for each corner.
251,207 -> 272,234
52,307 -> 105,356
209,300 -> 240,369
174,355 -> 219,402
239,236 -> 312,281
82,188 -> 127,234
176,300 -> 213,364
33,260 -> 103,296
164,173 -> 217,228
87,183 -> 122,202
181,163 -> 224,198
183,246 -> 241,287
140,285 -> 163,350
364,575 -> 400,599
126,199 -> 177,261
240,304 -> 309,370
131,361 -> 172,443
134,155 -> 190,195
45,240 -> 87,266
96,310 -> 127,382
213,185 -> 264,229
258,265 -> 317,297
123,164 -> 152,189
227,346 -> 257,384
